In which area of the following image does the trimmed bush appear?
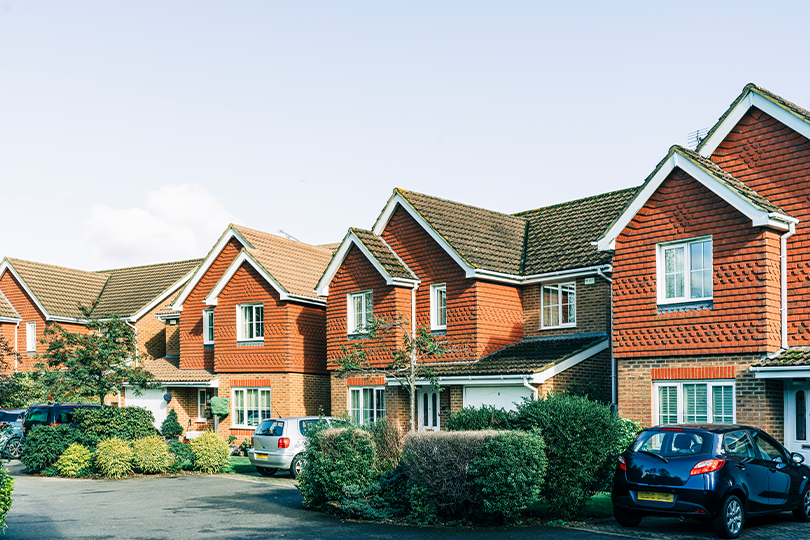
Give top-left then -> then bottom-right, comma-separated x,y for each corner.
132,435 -> 172,474
168,440 -> 194,471
363,419 -> 402,473
94,438 -> 134,479
21,425 -> 99,472
160,409 -> 183,438
73,406 -> 156,441
0,465 -> 13,533
189,431 -> 229,473
469,430 -> 547,519
56,444 -> 94,477
298,426 -> 377,509
446,405 -> 515,431
513,393 -> 625,519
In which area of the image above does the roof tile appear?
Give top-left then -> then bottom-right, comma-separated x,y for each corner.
144,356 -> 215,383
351,228 -> 417,280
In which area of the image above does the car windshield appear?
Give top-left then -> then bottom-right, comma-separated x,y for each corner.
633,430 -> 710,457
254,420 -> 284,437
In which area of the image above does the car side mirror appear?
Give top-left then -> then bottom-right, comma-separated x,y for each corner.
791,452 -> 805,464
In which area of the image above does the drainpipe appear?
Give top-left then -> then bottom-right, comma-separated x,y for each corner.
781,223 -> 796,350
522,377 -> 538,400
13,321 -> 20,373
597,269 -> 616,411
410,283 -> 419,432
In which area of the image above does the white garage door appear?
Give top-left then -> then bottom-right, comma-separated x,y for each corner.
464,386 -> 531,411
125,388 -> 168,428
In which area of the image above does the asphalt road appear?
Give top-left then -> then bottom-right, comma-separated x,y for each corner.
3,460 -> 627,540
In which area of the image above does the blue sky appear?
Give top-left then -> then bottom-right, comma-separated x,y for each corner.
2,1 -> 810,269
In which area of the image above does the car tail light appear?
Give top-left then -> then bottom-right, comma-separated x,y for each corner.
618,455 -> 627,471
49,423 -> 60,427
690,459 -> 725,475
278,437 -> 290,449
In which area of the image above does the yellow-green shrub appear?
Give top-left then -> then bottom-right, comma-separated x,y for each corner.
94,438 -> 133,479
0,466 -> 13,533
189,432 -> 230,474
56,444 -> 93,477
132,435 -> 172,474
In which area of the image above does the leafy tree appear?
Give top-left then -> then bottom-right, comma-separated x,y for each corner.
35,313 -> 158,405
333,315 -> 462,431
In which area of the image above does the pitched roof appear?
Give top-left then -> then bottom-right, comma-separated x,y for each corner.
351,228 -> 416,280
92,259 -> 202,318
0,291 -> 20,320
516,187 -> 639,274
143,356 -> 215,383
753,347 -> 810,368
393,189 -> 528,275
425,333 -> 608,376
231,225 -> 334,299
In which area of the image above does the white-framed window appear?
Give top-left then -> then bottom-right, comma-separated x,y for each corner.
654,380 -> 734,425
350,387 -> 385,425
541,283 -> 576,328
657,237 -> 713,304
237,304 -> 264,341
431,284 -> 447,330
197,389 -> 216,421
26,322 -> 36,354
232,387 -> 271,427
203,309 -> 214,345
347,290 -> 373,334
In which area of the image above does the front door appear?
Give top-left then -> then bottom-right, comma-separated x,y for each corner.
785,382 -> 810,462
418,388 -> 440,431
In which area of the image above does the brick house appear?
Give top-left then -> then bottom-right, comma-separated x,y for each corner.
598,84 -> 810,460
0,256 -> 201,381
156,224 -> 334,442
317,187 -> 637,431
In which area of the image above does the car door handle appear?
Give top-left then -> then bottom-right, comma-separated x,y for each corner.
769,467 -> 777,472
735,464 -> 746,470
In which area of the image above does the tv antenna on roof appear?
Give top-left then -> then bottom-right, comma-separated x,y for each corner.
278,229 -> 301,242
687,127 -> 711,150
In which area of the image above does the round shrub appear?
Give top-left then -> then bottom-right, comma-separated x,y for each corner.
21,425 -> 99,472
94,438 -> 134,479
56,444 -> 94,478
132,435 -> 172,474
0,465 -> 14,533
189,431 -> 229,474
73,406 -> 156,441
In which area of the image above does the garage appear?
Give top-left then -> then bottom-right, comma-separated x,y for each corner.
463,385 -> 532,411
125,387 -> 168,428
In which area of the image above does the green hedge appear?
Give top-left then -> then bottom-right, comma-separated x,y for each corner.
21,425 -> 99,472
0,465 -> 13,533
73,406 -> 157,441
446,405 -> 515,431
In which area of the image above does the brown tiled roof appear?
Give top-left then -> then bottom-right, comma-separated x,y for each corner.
143,356 -> 215,383
318,242 -> 342,254
233,225 -> 334,299
351,228 -> 417,280
4,258 -> 109,319
753,348 -> 810,368
396,189 -> 528,275
425,333 -> 608,376
0,291 -> 20,320
92,259 -> 202,318
516,187 -> 639,275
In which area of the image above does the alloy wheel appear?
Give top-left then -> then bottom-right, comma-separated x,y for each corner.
725,498 -> 742,536
804,489 -> 810,518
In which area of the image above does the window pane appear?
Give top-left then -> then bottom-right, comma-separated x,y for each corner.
431,392 -> 437,427
235,390 -> 245,426
437,288 -> 447,327
255,306 -> 264,338
659,386 -> 678,425
364,292 -> 373,326
423,393 -> 428,426
353,295 -> 363,332
242,306 -> 253,339
350,389 -> 361,425
712,385 -> 734,424
664,247 -> 685,299
362,388 -> 373,424
684,384 -> 708,423
797,391 -> 807,441
543,286 -> 559,327
375,389 -> 385,420
561,284 -> 576,324
690,242 -> 705,271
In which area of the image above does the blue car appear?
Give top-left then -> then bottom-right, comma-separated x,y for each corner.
612,425 -> 810,538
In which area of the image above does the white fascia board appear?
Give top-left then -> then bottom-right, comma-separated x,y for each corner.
386,374 -> 530,386
0,260 -> 51,321
700,91 -> 810,158
531,339 -> 609,384
749,365 -> 810,379
129,268 -> 197,323
171,227 -> 251,311
0,316 -> 21,324
371,193 -> 477,277
127,379 -> 219,388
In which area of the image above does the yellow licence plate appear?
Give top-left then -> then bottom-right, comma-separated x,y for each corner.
255,453 -> 269,460
638,491 -> 674,502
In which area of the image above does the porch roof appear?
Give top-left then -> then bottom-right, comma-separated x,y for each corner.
753,347 -> 810,368
144,356 -> 216,383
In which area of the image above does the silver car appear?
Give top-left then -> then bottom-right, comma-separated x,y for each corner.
248,416 -> 346,479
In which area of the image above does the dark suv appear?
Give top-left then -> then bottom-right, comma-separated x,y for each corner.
22,403 -> 101,438
613,424 -> 810,538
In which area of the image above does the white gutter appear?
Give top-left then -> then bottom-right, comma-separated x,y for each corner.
780,223 -> 796,349
596,269 -> 617,409
749,365 -> 810,379
388,373 -> 534,386
523,377 -> 538,400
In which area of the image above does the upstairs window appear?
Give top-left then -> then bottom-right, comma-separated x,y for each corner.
203,309 -> 214,345
431,284 -> 447,330
348,291 -> 373,334
26,322 -> 36,354
541,283 -> 576,328
658,238 -> 712,304
237,304 -> 264,341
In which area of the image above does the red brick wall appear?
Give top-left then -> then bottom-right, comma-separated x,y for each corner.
612,170 -> 781,358
523,277 -> 610,338
535,349 -> 612,403
711,108 -> 810,346
165,319 -> 180,356
133,300 -> 168,362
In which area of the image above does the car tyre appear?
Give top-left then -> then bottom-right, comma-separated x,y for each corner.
613,506 -> 642,527
4,438 -> 23,459
257,467 -> 277,477
713,494 -> 744,539
793,485 -> 810,522
289,454 -> 305,479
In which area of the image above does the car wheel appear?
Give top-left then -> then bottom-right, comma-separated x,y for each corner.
4,438 -> 23,459
257,467 -> 277,477
613,506 -> 642,527
713,494 -> 744,539
289,454 -> 305,479
793,485 -> 810,522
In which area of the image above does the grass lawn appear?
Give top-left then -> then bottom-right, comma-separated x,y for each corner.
222,456 -> 257,475
526,492 -> 612,519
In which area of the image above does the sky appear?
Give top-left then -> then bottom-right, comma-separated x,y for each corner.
3,1 -> 810,271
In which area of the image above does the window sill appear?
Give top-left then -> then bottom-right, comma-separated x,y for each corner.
431,329 -> 446,336
237,340 -> 264,347
657,300 -> 712,314
539,324 -> 577,330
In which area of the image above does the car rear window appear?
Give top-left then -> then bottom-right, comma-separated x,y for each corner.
633,430 -> 710,457
299,419 -> 330,436
254,420 -> 284,436
26,408 -> 49,424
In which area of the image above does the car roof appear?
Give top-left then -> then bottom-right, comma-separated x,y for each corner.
0,409 -> 26,414
645,424 -> 759,434
259,416 -> 337,422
